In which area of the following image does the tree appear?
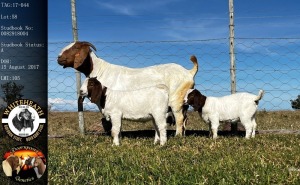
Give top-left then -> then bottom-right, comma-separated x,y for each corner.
1,82 -> 24,105
290,95 -> 300,110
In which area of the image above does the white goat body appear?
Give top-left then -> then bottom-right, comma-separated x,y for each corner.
89,53 -> 196,136
80,77 -> 169,146
185,89 -> 264,139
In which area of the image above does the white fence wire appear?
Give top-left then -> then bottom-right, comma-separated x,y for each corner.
48,38 -> 300,111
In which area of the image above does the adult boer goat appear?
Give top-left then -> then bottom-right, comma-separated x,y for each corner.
57,41 -> 198,136
80,77 -> 169,146
185,89 -> 264,139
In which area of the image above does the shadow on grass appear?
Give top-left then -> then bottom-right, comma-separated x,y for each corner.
86,130 -> 246,138
83,118 -> 246,138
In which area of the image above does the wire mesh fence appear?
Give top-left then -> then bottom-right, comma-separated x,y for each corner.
48,38 -> 300,111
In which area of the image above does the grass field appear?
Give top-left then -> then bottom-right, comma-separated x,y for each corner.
48,110 -> 300,136
47,111 -> 300,184
0,110 -> 299,184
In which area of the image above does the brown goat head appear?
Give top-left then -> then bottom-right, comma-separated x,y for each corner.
87,77 -> 103,103
57,41 -> 96,76
25,157 -> 46,176
187,89 -> 207,112
2,155 -> 22,176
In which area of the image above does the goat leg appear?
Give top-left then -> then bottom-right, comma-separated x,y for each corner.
78,96 -> 84,111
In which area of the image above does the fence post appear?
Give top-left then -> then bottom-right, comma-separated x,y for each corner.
229,0 -> 237,132
71,0 -> 85,135
229,0 -> 236,94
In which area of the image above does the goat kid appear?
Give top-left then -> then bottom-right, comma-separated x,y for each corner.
58,41 -> 198,136
185,89 -> 264,139
80,77 -> 169,146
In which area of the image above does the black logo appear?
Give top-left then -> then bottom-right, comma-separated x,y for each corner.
2,99 -> 46,142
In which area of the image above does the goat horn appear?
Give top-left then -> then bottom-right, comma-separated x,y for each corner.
82,41 -> 97,51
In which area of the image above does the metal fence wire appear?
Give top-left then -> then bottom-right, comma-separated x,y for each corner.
48,38 -> 300,111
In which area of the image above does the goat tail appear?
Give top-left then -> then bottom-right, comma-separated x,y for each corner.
189,55 -> 198,77
254,90 -> 264,104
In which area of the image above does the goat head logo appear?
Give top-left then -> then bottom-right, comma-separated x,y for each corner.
2,99 -> 46,142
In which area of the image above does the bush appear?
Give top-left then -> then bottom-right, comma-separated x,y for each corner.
290,95 -> 300,109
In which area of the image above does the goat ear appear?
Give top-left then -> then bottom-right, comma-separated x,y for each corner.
91,83 -> 102,103
74,44 -> 90,69
193,94 -> 201,111
2,160 -> 12,176
187,91 -> 196,106
194,92 -> 206,112
8,156 -> 19,171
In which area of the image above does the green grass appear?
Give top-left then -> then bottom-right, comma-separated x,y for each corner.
2,110 -> 299,184
47,110 -> 300,184
49,134 -> 300,184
